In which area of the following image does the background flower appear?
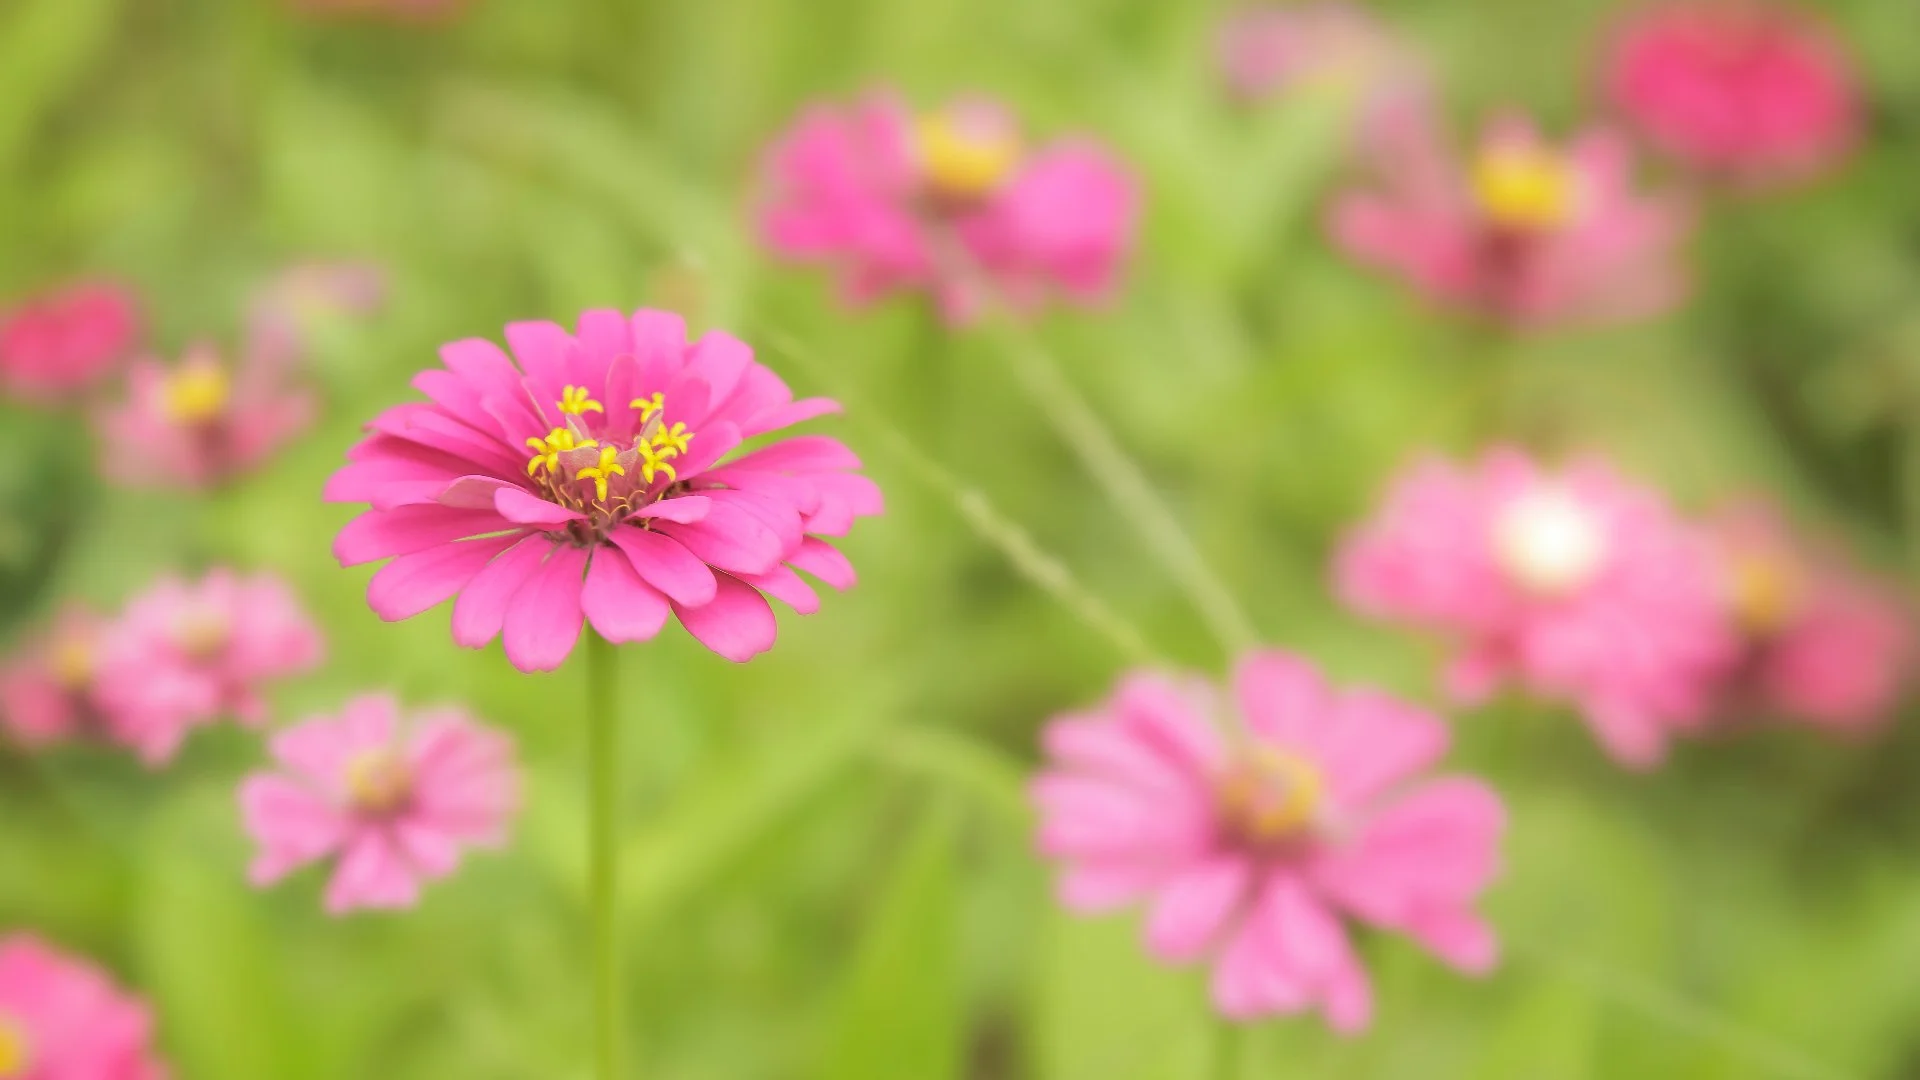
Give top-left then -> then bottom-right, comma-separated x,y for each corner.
0,933 -> 168,1080
0,281 -> 141,403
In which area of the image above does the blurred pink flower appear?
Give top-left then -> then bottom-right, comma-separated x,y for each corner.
94,570 -> 324,766
327,308 -> 879,671
96,344 -> 316,489
0,606 -> 112,749
239,694 -> 520,915
1604,1 -> 1859,186
1706,504 -> 1912,731
244,260 -> 388,373
0,933 -> 168,1080
1330,113 -> 1690,328
1033,651 -> 1504,1031
1214,3 -> 1433,156
1337,448 -> 1736,768
0,281 -> 141,403
757,93 -> 1138,325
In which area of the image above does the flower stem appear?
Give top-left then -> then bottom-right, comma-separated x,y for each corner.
585,631 -> 622,1080
1211,1020 -> 1243,1080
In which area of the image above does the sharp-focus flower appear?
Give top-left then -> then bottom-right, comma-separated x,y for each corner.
1706,504 -> 1912,731
1337,449 -> 1735,768
96,343 -> 316,489
327,308 -> 880,671
0,281 -> 141,403
1214,3 -> 1433,157
240,694 -> 520,914
1603,1 -> 1859,186
0,606 -> 112,749
1033,651 -> 1504,1031
1330,113 -> 1690,328
93,570 -> 324,766
757,93 -> 1138,325
244,260 -> 387,373
0,933 -> 168,1080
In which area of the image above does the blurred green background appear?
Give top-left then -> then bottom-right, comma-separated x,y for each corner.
5,0 -> 1920,1076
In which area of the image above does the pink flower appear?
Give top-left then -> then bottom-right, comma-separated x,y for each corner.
0,933 -> 168,1080
1214,3 -> 1433,157
757,93 -> 1138,325
239,695 -> 520,914
1337,448 -> 1736,768
1706,504 -> 1912,731
0,281 -> 141,403
244,260 -> 388,373
327,308 -> 880,672
96,344 -> 316,489
94,570 -> 324,766
1603,1 -> 1859,186
1033,651 -> 1504,1031
1330,112 -> 1691,328
0,606 -> 112,749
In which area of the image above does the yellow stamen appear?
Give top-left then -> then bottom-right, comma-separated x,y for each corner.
651,421 -> 693,457
171,606 -> 229,659
558,385 -> 604,416
1217,747 -> 1324,844
160,363 -> 231,424
1727,551 -> 1804,637
525,428 -> 594,476
576,446 -> 627,503
636,440 -> 678,485
1472,143 -> 1579,233
0,1013 -> 28,1078
342,749 -> 412,815
915,111 -> 1021,202
50,634 -> 93,690
631,392 -> 665,423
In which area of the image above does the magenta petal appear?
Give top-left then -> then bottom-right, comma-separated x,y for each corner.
669,420 -> 743,479
368,534 -> 524,622
727,434 -> 861,473
630,495 -> 711,524
574,308 -> 633,368
747,396 -> 841,435
788,537 -> 857,590
501,545 -> 588,672
673,573 -> 778,662
739,564 -> 820,614
607,526 -> 717,606
438,476 -> 519,510
503,320 -> 573,390
656,503 -> 785,576
451,535 -> 554,648
334,506 -> 513,567
495,487 -> 585,525
581,546 -> 672,643
630,308 -> 689,391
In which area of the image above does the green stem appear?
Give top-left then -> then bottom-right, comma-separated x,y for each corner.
1211,1020 -> 1243,1080
586,632 -> 622,1079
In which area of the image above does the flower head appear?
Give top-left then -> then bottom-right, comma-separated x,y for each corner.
1330,113 -> 1690,328
1705,504 -> 1913,731
0,281 -> 141,403
757,93 -> 1138,325
328,308 -> 881,672
1337,448 -> 1737,768
0,933 -> 168,1080
239,694 -> 520,914
0,605 -> 112,750
1033,651 -> 1504,1031
93,570 -> 324,766
244,260 -> 387,373
96,343 -> 316,489
1604,1 -> 1859,186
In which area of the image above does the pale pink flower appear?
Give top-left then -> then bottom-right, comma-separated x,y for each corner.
328,308 -> 879,672
239,695 -> 520,914
0,281 -> 141,403
93,570 -> 324,766
757,93 -> 1138,325
1330,112 -> 1691,328
96,343 -> 316,489
1033,651 -> 1504,1031
244,260 -> 388,373
1214,3 -> 1433,158
0,606 -> 112,749
1604,1 -> 1859,186
0,933 -> 168,1080
1337,448 -> 1736,768
1706,504 -> 1912,732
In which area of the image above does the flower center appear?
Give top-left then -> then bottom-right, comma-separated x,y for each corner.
160,361 -> 231,424
0,1013 -> 30,1079
1472,143 -> 1580,233
170,604 -> 231,659
50,631 -> 94,690
1216,746 -> 1324,847
914,109 -> 1021,205
1492,487 -> 1608,598
342,749 -> 413,815
522,391 -> 694,532
1725,550 -> 1804,637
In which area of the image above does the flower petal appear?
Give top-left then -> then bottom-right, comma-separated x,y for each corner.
367,533 -> 525,622
673,573 -> 777,662
581,545 -> 671,644
501,544 -> 588,672
495,487 -> 585,525
608,526 -> 717,607
450,534 -> 555,648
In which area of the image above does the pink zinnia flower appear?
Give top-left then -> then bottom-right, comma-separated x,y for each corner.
0,933 -> 168,1080
1706,504 -> 1912,732
93,570 -> 324,766
244,260 -> 388,373
0,606 -> 112,749
1033,650 -> 1504,1031
757,93 -> 1138,325
1331,112 -> 1690,328
1214,3 -> 1433,158
239,694 -> 520,914
0,281 -> 141,403
1604,1 -> 1859,186
328,308 -> 880,672
1337,448 -> 1736,768
96,343 -> 316,489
